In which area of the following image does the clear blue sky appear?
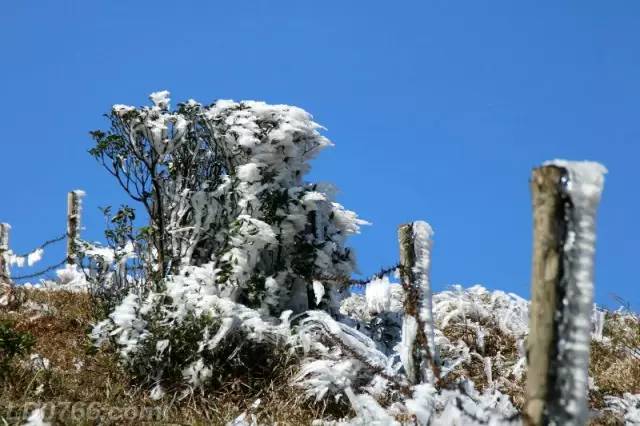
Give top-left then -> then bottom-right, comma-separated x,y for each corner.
1,1 -> 638,308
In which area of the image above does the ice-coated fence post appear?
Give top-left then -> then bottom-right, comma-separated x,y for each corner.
0,223 -> 9,280
66,190 -> 83,266
525,162 -> 606,426
398,221 -> 439,385
525,165 -> 566,426
0,223 -> 13,306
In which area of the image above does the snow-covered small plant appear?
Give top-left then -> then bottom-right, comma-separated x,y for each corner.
91,266 -> 296,394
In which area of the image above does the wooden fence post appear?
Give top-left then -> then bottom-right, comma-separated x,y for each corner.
525,162 -> 606,426
525,165 -> 567,425
0,223 -> 13,306
66,190 -> 83,266
0,223 -> 9,280
398,221 -> 439,385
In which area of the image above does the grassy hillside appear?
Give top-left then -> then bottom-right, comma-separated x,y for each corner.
0,286 -> 638,425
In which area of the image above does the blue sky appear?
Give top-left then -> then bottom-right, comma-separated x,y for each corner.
1,1 -> 638,308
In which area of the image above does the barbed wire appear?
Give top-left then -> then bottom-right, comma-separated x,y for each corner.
313,263 -> 401,287
5,232 -> 68,281
11,233 -> 67,258
3,229 -> 400,286
11,259 -> 67,281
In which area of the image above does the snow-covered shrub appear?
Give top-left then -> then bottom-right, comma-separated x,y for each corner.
90,93 -> 608,424
91,264 -> 296,394
76,240 -> 140,317
89,91 -> 366,314
89,91 -> 370,396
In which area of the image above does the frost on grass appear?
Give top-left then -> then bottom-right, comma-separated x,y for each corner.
604,393 -> 640,425
291,282 -> 537,424
327,281 -> 628,424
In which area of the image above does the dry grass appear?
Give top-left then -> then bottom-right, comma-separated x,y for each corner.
0,289 -> 333,425
592,312 -> 640,396
438,309 -> 639,425
1,289 -> 638,425
588,311 -> 640,425
439,318 -> 526,409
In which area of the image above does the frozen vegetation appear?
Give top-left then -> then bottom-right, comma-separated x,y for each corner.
14,274 -> 640,425
1,92 -> 637,425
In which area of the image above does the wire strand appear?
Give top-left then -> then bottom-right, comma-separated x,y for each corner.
312,263 -> 401,286
12,259 -> 68,281
12,233 -> 67,258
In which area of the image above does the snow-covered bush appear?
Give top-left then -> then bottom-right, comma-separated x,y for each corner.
90,92 -> 369,397
91,264 -> 297,396
89,91 -> 366,314
72,206 -> 144,316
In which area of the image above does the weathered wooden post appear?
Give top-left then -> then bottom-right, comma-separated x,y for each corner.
525,161 -> 606,426
398,221 -> 439,385
0,223 -> 13,306
525,165 -> 567,425
66,190 -> 83,266
0,224 -> 9,279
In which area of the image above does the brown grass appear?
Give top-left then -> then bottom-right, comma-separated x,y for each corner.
0,289 -> 331,425
588,311 -> 640,425
439,318 -> 525,407
1,289 -> 637,425
437,309 -> 639,425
